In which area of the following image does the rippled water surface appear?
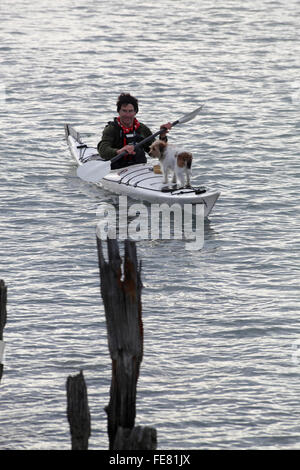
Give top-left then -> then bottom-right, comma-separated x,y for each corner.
0,0 -> 299,450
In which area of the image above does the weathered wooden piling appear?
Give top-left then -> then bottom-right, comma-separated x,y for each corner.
113,425 -> 157,450
0,280 -> 7,383
66,370 -> 91,450
97,237 -> 157,450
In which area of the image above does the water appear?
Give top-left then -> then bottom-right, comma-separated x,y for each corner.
0,0 -> 299,450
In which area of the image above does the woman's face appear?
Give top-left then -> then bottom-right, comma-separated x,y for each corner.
118,103 -> 136,127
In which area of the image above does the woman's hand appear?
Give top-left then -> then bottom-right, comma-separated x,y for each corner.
117,144 -> 135,155
159,122 -> 172,138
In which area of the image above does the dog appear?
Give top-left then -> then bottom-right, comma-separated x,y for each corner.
149,140 -> 193,187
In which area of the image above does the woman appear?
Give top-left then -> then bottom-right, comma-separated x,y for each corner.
97,93 -> 172,169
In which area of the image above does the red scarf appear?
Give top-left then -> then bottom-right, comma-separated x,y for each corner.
117,116 -> 141,146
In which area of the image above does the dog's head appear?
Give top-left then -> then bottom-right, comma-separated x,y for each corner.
149,140 -> 167,160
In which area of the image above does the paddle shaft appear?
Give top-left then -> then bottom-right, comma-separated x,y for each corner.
110,120 -> 180,165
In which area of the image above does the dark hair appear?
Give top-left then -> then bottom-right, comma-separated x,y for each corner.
116,93 -> 139,113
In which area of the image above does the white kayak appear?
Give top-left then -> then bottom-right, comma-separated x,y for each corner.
65,124 -> 220,217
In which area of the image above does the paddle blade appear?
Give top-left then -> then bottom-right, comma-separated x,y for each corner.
76,160 -> 111,182
177,104 -> 204,124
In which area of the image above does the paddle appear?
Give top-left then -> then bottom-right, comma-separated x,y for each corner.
77,104 -> 204,183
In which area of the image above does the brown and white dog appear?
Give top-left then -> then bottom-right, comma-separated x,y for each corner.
149,140 -> 193,187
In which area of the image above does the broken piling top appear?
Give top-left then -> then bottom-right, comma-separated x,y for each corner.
96,238 -> 143,363
66,370 -> 91,450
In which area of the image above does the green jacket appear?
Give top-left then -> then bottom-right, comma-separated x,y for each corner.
97,119 -> 154,161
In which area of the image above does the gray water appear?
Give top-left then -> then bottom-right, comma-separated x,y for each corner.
0,0 -> 299,450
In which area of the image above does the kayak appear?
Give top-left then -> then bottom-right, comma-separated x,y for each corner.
64,124 -> 220,217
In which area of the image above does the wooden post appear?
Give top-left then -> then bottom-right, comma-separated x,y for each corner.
113,425 -> 157,450
0,280 -> 7,383
97,238 -> 156,450
66,370 -> 91,450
